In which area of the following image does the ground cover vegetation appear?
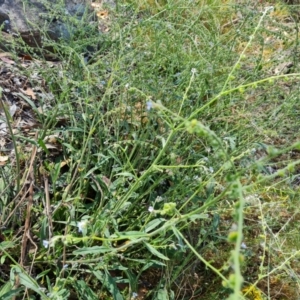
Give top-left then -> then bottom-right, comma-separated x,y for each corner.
0,0 -> 300,299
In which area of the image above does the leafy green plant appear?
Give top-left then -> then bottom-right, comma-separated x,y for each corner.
1,0 -> 300,299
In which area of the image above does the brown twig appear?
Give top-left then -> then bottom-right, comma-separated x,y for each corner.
11,133 -> 38,300
44,175 -> 53,242
21,134 -> 37,256
2,140 -> 38,227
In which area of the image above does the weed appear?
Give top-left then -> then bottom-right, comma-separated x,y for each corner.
0,0 -> 300,299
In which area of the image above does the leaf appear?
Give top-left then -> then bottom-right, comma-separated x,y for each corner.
171,226 -> 184,248
143,242 -> 169,261
0,255 -> 6,264
73,246 -> 112,255
35,269 -> 51,280
157,287 -> 169,300
110,231 -> 147,239
115,172 -> 136,179
37,138 -> 50,155
0,282 -> 13,296
144,218 -> 165,233
18,275 -> 44,297
104,270 -> 123,300
9,104 -> 17,117
125,258 -> 165,267
140,260 -> 166,272
0,155 -> 8,166
0,282 -> 23,300
188,214 -> 209,223
13,267 -> 48,299
1,290 -> 24,300
93,270 -> 123,300
15,92 -> 38,112
63,127 -> 84,132
0,54 -> 15,65
13,135 -> 38,146
20,87 -> 36,100
72,280 -> 98,300
0,241 -> 15,251
62,143 -> 77,151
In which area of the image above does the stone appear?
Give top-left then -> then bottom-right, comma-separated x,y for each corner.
0,11 -> 10,33
0,0 -> 97,52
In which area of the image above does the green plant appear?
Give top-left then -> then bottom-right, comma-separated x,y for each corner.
1,0 -> 300,299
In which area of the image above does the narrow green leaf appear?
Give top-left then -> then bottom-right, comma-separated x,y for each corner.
115,172 -> 136,179
63,127 -> 84,132
10,266 -> 47,299
73,246 -> 112,255
0,288 -> 24,300
72,280 -> 98,300
18,272 -> 48,299
104,270 -> 123,300
157,287 -> 169,300
35,269 -> 51,280
171,226 -> 183,246
37,138 -> 50,155
0,255 -> 6,264
144,242 -> 169,260
110,231 -> 147,239
16,93 -> 38,111
188,213 -> 209,222
0,241 -> 15,250
144,218 -> 166,233
62,143 -> 76,151
0,282 -> 14,296
140,260 -> 166,272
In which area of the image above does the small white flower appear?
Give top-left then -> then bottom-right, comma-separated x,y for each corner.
148,206 -> 154,213
265,6 -> 274,13
155,196 -> 163,202
241,242 -> 247,249
132,292 -> 138,299
169,243 -> 178,250
209,167 -> 214,173
146,101 -> 153,110
63,264 -> 69,269
77,220 -> 88,233
191,68 -> 197,74
125,83 -> 130,89
43,240 -> 49,249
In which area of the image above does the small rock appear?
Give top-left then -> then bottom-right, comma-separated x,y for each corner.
0,11 -> 10,33
273,62 -> 294,75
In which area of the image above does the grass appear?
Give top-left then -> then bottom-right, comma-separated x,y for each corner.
0,0 -> 300,299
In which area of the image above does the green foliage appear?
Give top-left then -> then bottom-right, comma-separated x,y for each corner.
1,0 -> 300,299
